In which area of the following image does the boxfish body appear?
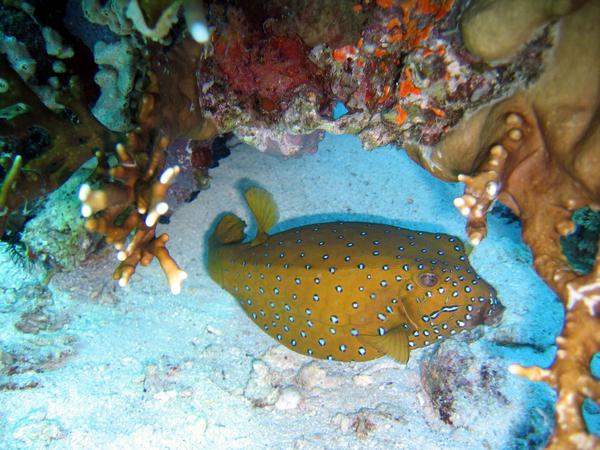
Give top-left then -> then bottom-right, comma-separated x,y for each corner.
208,187 -> 503,363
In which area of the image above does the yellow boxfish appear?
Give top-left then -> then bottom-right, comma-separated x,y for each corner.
208,187 -> 503,363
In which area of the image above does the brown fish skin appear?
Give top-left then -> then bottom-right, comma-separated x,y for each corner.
208,190 -> 503,363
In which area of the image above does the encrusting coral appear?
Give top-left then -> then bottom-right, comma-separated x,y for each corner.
405,1 -> 600,448
196,0 -> 543,155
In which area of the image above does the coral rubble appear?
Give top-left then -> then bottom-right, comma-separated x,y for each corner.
420,339 -> 509,427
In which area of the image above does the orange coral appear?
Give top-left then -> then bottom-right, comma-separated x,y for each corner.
395,105 -> 408,124
386,17 -> 402,29
334,45 -> 359,61
373,48 -> 388,58
398,68 -> 421,96
376,0 -> 395,8
372,0 -> 455,50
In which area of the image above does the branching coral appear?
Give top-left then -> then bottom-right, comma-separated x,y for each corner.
79,137 -> 187,294
0,1 -> 218,292
511,300 -> 600,449
406,1 -> 600,448
0,54 -> 116,237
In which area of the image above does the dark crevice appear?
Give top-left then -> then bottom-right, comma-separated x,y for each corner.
561,208 -> 600,275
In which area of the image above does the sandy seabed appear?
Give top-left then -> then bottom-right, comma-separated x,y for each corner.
0,133 -> 561,449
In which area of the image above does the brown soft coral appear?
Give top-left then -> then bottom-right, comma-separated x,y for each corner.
406,1 -> 600,448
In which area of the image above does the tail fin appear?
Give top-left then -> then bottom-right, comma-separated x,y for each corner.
212,214 -> 246,244
244,187 -> 279,246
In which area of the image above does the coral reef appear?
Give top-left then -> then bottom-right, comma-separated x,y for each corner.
1,1 -> 598,446
202,0 -> 544,152
403,1 -> 600,448
0,2 -> 219,290
0,0 -> 539,288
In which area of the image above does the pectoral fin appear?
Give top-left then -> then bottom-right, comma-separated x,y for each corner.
359,327 -> 411,364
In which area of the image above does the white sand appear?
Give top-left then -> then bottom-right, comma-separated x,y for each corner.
0,133 -> 561,449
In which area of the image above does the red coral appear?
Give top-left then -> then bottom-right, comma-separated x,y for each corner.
214,25 -> 327,114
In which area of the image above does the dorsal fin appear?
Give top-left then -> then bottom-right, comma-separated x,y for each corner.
244,187 -> 279,246
213,214 -> 246,244
359,327 -> 411,364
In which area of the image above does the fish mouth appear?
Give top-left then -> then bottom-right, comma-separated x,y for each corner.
483,298 -> 505,326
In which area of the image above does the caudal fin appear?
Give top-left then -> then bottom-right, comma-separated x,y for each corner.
244,187 -> 279,246
212,214 -> 246,244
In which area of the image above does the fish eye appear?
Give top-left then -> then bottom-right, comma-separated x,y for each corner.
418,272 -> 439,288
